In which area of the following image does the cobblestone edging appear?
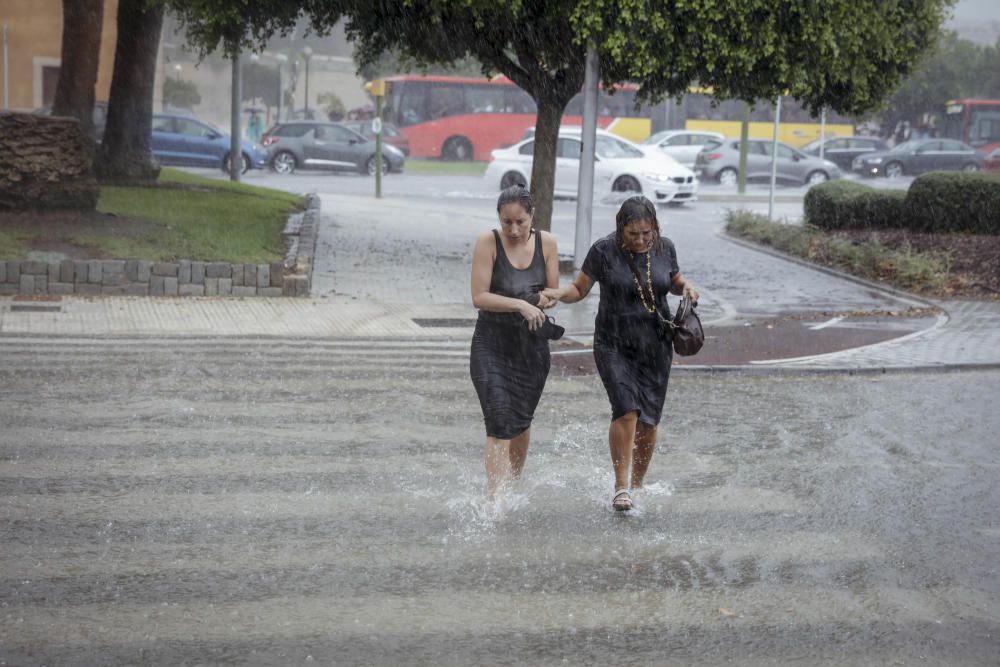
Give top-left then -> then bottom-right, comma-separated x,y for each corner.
0,194 -> 319,298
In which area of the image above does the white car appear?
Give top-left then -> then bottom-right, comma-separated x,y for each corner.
485,128 -> 698,204
641,129 -> 726,168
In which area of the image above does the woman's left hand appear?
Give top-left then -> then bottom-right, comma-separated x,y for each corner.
536,293 -> 557,309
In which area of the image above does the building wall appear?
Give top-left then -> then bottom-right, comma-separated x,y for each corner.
0,0 -> 119,111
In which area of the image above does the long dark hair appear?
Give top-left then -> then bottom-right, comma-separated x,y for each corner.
614,195 -> 661,250
497,185 -> 534,215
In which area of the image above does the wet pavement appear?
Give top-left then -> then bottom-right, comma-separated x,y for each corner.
1,338 -> 998,665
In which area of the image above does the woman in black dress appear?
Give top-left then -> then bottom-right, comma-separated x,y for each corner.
470,186 -> 560,498
544,196 -> 699,511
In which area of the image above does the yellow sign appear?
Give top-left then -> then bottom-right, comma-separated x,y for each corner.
366,79 -> 386,97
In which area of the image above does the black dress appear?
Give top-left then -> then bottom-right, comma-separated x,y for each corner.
581,233 -> 680,425
470,230 -> 551,439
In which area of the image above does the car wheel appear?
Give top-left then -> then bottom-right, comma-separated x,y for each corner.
442,136 -> 473,161
271,151 -> 297,175
885,162 -> 904,179
612,175 -> 642,193
717,168 -> 738,186
806,170 -> 829,186
500,171 -> 527,190
222,153 -> 251,174
961,163 -> 980,173
365,156 -> 390,176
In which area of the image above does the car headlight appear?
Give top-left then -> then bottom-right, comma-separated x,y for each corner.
642,172 -> 671,182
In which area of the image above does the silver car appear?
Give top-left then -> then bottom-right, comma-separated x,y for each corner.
695,138 -> 842,186
641,129 -> 725,168
262,121 -> 406,175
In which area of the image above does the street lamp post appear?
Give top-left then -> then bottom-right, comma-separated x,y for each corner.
301,46 -> 313,117
275,53 -> 287,122
172,63 -> 182,80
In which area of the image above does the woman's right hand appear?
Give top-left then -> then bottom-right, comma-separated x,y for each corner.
519,301 -> 546,331
541,287 -> 565,302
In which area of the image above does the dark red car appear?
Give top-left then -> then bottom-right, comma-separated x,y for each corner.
341,120 -> 411,157
984,148 -> 1000,173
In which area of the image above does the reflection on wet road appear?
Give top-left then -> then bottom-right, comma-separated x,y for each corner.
2,338 -> 998,664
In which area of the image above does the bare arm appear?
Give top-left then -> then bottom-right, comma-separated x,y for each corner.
541,271 -> 594,304
470,231 -> 546,328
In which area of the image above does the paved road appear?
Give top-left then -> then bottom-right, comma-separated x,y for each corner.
1,336 -> 998,665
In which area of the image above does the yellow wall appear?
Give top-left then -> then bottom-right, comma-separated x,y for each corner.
0,0 -> 118,111
686,120 -> 854,147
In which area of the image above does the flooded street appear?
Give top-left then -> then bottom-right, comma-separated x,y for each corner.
2,338 -> 998,665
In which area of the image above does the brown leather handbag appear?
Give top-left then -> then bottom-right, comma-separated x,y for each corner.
662,296 -> 704,356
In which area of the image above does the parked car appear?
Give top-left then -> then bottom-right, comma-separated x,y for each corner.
34,101 -> 108,142
694,139 -> 842,186
985,147 -> 1000,173
151,112 -> 267,173
261,121 -> 406,175
852,139 -> 985,178
799,136 -> 890,171
485,128 -> 698,204
641,130 -> 725,168
340,120 -> 411,157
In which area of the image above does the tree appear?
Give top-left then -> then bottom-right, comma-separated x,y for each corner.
162,77 -> 202,110
96,0 -> 165,183
313,0 -> 952,231
52,0 -> 104,137
317,91 -> 346,120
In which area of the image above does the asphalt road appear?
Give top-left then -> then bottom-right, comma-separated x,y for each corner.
1,337 -> 997,665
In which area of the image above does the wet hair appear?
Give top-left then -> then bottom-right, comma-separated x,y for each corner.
615,195 -> 662,249
496,185 -> 534,216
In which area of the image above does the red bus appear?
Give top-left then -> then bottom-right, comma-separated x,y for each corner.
943,99 -> 1000,153
380,75 -> 654,160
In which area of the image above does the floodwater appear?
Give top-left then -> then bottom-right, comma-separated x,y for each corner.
1,338 -> 998,665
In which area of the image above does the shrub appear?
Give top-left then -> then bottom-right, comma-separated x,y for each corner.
904,171 -> 1000,235
804,180 -> 906,231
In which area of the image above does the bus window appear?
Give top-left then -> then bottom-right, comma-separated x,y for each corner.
506,87 -> 537,114
399,82 -> 429,126
429,83 -> 465,119
466,84 -> 507,114
971,110 -> 1000,147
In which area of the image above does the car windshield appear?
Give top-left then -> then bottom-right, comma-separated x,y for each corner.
889,140 -> 919,153
799,138 -> 823,152
595,136 -> 644,159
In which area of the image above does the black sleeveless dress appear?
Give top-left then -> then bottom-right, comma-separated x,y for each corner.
581,233 -> 680,425
470,230 -> 551,439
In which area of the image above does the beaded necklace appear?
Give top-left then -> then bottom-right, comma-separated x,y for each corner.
628,250 -> 657,313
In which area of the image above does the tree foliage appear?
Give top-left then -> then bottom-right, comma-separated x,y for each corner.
162,77 -> 202,110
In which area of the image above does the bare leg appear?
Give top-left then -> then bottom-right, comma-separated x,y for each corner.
509,428 -> 530,480
609,412 -> 639,492
485,437 -> 513,498
631,421 -> 658,489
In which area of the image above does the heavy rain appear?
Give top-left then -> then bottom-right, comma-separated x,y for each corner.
1,0 -> 999,665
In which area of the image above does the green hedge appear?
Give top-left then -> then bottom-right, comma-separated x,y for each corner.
804,180 -> 907,231
904,172 -> 1000,235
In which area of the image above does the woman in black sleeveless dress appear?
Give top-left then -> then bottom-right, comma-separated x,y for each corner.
544,196 -> 699,511
470,187 -> 560,498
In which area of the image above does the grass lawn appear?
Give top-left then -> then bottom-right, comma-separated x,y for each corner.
0,168 -> 302,264
404,159 -> 488,176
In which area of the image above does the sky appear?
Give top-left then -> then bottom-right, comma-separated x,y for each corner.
948,0 -> 1000,44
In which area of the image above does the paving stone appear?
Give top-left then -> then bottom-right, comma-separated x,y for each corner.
21,260 -> 48,275
103,260 -> 126,274
123,283 -> 149,296
258,287 -> 283,297
5,263 -> 19,284
244,264 -> 257,287
232,286 -> 258,297
102,272 -> 125,286
0,283 -> 19,295
270,262 -> 283,287
48,262 -> 61,281
137,261 -> 152,282
163,277 -> 179,296
48,282 -> 75,295
257,264 -> 270,288
19,275 -> 34,294
204,278 -> 219,296
101,286 -> 128,295
295,277 -> 309,297
191,262 -> 206,284
205,263 -> 231,279
149,276 -> 165,296
73,260 -> 88,283
231,264 -> 244,286
218,278 -> 232,295
75,283 -> 101,295
0,262 -> 4,283
152,262 -> 179,277
33,275 -> 48,294
178,284 -> 204,296
60,260 -> 75,283
178,261 -> 192,284
282,275 -> 297,296
87,260 -> 102,284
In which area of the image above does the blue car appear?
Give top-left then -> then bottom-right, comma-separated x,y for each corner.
151,113 -> 267,173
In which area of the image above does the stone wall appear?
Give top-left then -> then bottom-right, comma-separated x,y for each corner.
0,194 -> 319,298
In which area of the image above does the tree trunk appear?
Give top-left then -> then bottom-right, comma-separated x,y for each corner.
528,93 -> 565,233
52,0 -> 104,136
95,0 -> 164,183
